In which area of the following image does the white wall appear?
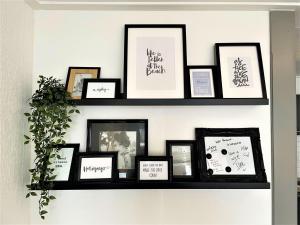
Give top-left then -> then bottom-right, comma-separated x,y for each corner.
0,1 -> 33,224
32,10 -> 271,225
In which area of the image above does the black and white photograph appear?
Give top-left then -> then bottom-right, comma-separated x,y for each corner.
82,79 -> 121,99
86,119 -> 148,179
166,140 -> 196,180
124,24 -> 187,99
65,67 -> 101,100
215,43 -> 267,99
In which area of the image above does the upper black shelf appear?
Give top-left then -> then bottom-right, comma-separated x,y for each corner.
72,98 -> 269,106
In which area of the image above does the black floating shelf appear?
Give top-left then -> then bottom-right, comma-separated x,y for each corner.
31,181 -> 270,190
72,98 -> 269,106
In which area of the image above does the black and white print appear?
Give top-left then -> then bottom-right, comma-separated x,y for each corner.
229,57 -> 253,88
72,73 -> 93,97
171,145 -> 192,176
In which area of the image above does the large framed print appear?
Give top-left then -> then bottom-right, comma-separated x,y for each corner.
86,119 -> 148,180
195,128 -> 267,182
215,43 -> 267,99
124,24 -> 187,99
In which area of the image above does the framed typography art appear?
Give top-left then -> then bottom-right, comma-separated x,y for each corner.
195,128 -> 267,182
124,24 -> 187,99
215,43 -> 267,99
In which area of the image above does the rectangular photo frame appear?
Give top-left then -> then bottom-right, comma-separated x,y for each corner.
124,24 -> 187,99
136,156 -> 172,183
166,140 -> 197,180
82,79 -> 121,99
77,152 -> 118,183
215,43 -> 267,99
195,128 -> 267,182
86,119 -> 148,180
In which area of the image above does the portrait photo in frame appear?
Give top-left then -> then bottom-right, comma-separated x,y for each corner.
215,43 -> 267,99
86,119 -> 148,180
65,67 -> 101,100
124,24 -> 187,99
195,128 -> 267,182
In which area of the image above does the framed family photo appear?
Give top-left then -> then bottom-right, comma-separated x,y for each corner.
215,43 -> 267,99
82,79 -> 121,99
124,24 -> 187,99
65,67 -> 101,100
86,119 -> 148,180
186,66 -> 221,98
195,128 -> 267,182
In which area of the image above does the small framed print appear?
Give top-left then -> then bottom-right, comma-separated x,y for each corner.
124,24 -> 187,99
82,79 -> 121,99
166,140 -> 197,180
136,156 -> 172,183
65,67 -> 101,100
215,43 -> 267,99
195,128 -> 267,182
86,119 -> 148,180
50,144 -> 79,183
186,66 -> 221,98
77,152 -> 118,182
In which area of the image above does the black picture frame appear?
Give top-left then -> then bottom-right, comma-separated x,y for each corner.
124,24 -> 187,99
51,143 -> 80,185
166,140 -> 197,181
86,119 -> 148,180
195,128 -> 267,182
81,79 -> 121,99
136,156 -> 172,183
65,66 -> 101,100
215,43 -> 267,99
185,65 -> 222,99
77,152 -> 118,183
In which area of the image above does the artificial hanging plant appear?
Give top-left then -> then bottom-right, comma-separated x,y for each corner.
24,75 -> 79,219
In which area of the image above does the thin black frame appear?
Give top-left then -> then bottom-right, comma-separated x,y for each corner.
86,119 -> 148,180
65,66 -> 101,99
215,43 -> 267,99
123,24 -> 188,99
81,79 -> 121,99
186,65 -> 222,99
51,143 -> 80,185
166,140 -> 197,181
195,128 -> 267,182
136,156 -> 172,183
77,152 -> 118,183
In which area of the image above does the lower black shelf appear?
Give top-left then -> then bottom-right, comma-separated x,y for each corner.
31,181 -> 270,190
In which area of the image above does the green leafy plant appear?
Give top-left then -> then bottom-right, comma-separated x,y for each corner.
24,75 -> 79,219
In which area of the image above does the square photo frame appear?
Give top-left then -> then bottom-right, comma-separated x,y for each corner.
124,24 -> 187,99
86,119 -> 148,180
82,79 -> 121,99
195,128 -> 267,182
65,67 -> 101,100
186,66 -> 222,98
215,43 -> 267,99
166,140 -> 197,180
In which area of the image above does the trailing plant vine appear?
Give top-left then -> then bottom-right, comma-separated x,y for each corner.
24,75 -> 79,219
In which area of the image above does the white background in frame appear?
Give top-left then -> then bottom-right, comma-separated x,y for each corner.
171,145 -> 192,176
80,157 -> 112,179
204,136 -> 255,175
127,28 -> 184,98
139,161 -> 169,180
219,46 -> 263,98
86,82 -> 116,98
51,148 -> 74,181
190,69 -> 215,97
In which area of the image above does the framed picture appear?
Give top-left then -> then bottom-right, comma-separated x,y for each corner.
86,119 -> 148,180
215,43 -> 267,99
166,140 -> 197,180
136,156 -> 172,183
77,152 -> 118,182
186,66 -> 222,98
82,79 -> 121,99
124,24 -> 187,99
50,143 -> 79,183
65,67 -> 101,100
195,128 -> 267,182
